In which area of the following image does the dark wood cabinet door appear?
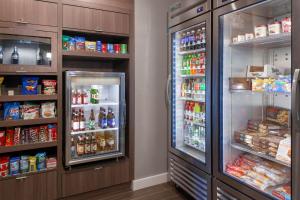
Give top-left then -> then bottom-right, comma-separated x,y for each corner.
63,4 -> 94,31
0,0 -> 27,23
62,160 -> 130,197
0,171 -> 57,200
26,0 -> 58,27
94,10 -> 129,35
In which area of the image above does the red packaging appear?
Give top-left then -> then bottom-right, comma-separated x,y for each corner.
114,44 -> 120,54
281,17 -> 291,33
102,43 -> 107,53
5,129 -> 14,146
0,130 -> 5,146
0,156 -> 9,177
48,124 -> 57,141
29,127 -> 39,143
13,127 -> 20,145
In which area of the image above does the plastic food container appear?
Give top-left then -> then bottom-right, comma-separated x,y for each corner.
232,37 -> 238,43
245,33 -> 254,40
282,17 -> 291,33
237,35 -> 245,42
255,25 -> 267,38
268,22 -> 281,35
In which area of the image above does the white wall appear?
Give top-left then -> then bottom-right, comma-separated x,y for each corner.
134,0 -> 177,181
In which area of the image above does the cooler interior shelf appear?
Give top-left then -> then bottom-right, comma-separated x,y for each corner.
62,50 -> 130,60
230,32 -> 291,48
0,141 -> 57,154
0,95 -> 58,102
178,48 -> 206,55
231,143 -> 291,168
71,127 -> 119,135
0,118 -> 58,128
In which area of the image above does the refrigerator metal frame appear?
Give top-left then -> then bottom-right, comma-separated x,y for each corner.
168,10 -> 212,174
64,71 -> 126,167
212,0 -> 300,199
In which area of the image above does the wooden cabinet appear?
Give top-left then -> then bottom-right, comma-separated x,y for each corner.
0,0 -> 58,27
62,159 -> 130,197
94,10 -> 129,34
63,4 -> 129,35
0,171 -> 57,200
63,5 -> 94,31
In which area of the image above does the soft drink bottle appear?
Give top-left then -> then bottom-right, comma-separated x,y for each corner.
186,32 -> 190,51
196,54 -> 201,75
190,30 -> 195,50
181,55 -> 186,75
191,54 -> 197,75
180,33 -> 186,51
187,55 -> 192,75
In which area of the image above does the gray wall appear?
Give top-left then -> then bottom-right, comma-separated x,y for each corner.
134,0 -> 176,179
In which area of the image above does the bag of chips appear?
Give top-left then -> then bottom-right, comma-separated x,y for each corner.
4,102 -> 20,120
10,156 -> 20,175
29,156 -> 37,172
41,102 -> 56,118
21,77 -> 39,95
36,152 -> 46,171
20,156 -> 29,173
42,80 -> 57,95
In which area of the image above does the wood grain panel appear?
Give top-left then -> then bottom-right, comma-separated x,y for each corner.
29,0 -> 58,27
63,5 -> 94,31
0,0 -> 27,23
62,159 -> 130,197
96,10 -> 129,34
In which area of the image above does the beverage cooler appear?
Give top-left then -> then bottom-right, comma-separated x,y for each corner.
213,0 -> 300,199
168,1 -> 212,199
64,71 -> 126,166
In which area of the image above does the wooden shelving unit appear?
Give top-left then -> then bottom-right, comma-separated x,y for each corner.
0,95 -> 58,102
0,141 -> 57,154
0,168 -> 57,181
0,118 -> 58,127
62,50 -> 130,60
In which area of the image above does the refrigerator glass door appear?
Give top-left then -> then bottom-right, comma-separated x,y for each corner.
220,0 -> 291,199
65,72 -> 125,166
171,21 -> 208,164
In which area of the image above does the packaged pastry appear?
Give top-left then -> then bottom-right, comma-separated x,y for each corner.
255,25 -> 267,38
42,80 -> 57,95
39,125 -> 48,142
266,107 -> 290,126
252,78 -> 265,92
20,104 -> 40,120
29,127 -> 39,143
276,136 -> 291,165
41,102 -> 56,118
46,157 -> 57,169
268,22 -> 281,35
237,35 -> 245,42
5,129 -> 14,146
48,124 -> 57,141
0,130 -> 5,146
20,155 -> 29,173
232,37 -> 238,43
281,17 -> 291,33
10,156 -> 20,175
272,184 -> 291,200
245,33 -> 254,40
85,41 -> 96,52
29,156 -> 37,172
4,102 -> 20,120
229,78 -> 252,90
21,76 -> 39,95
14,127 -> 20,145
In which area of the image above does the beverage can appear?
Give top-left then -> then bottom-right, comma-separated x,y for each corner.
96,41 -> 102,52
121,44 -> 128,54
108,44 -> 114,53
114,44 -> 120,54
102,43 -> 107,53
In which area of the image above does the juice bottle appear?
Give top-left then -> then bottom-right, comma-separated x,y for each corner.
107,107 -> 116,128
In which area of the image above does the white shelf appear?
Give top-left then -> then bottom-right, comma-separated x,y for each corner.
178,48 -> 206,55
72,102 -> 119,108
185,120 -> 205,127
71,127 -> 119,135
184,141 -> 205,153
179,97 -> 205,103
231,32 -> 291,48
180,74 -> 205,78
231,143 -> 290,168
230,90 -> 291,96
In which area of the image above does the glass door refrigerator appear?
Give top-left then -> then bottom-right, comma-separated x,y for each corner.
213,0 -> 300,199
64,71 -> 126,166
168,1 -> 212,199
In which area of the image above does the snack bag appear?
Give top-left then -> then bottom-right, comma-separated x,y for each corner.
0,130 -> 5,146
20,156 -> 29,173
10,156 -> 20,175
21,77 -> 39,95
13,127 -> 20,145
48,124 -> 57,141
29,156 -> 37,172
36,152 -> 46,171
20,104 -> 40,120
42,80 -> 57,95
41,102 -> 56,118
5,129 -> 14,146
4,102 -> 20,120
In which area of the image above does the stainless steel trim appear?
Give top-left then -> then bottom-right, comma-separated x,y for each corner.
16,176 -> 27,180
95,29 -> 104,32
65,71 -> 126,166
166,74 -> 171,106
94,166 -> 103,170
292,69 -> 300,126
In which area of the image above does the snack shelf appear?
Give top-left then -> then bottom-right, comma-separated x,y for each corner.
178,48 -> 206,55
0,141 -> 57,154
62,50 -> 130,60
180,74 -> 205,78
230,90 -> 291,96
0,95 -> 58,102
179,97 -> 205,103
231,32 -> 291,48
71,101 -> 119,108
71,127 -> 119,135
0,118 -> 58,128
231,143 -> 291,168
0,168 -> 57,181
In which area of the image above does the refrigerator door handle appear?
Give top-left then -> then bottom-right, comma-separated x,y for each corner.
122,102 -> 127,128
292,69 -> 300,126
166,74 -> 171,107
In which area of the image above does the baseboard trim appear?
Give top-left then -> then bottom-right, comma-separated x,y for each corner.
132,172 -> 169,191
